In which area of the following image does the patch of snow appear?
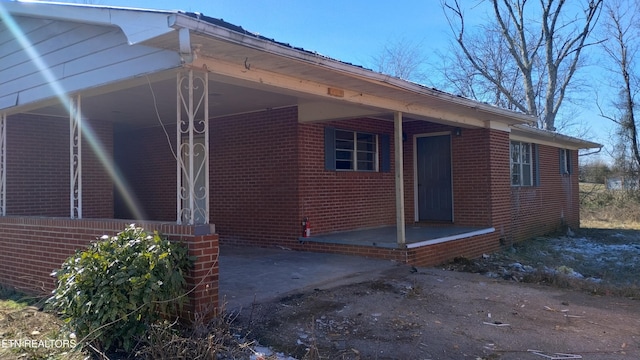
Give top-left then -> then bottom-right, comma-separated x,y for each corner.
250,345 -> 297,360
551,237 -> 640,261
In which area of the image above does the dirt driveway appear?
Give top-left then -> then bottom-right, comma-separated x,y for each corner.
238,259 -> 639,359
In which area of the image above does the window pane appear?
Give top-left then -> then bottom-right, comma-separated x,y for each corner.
511,142 -> 520,164
336,139 -> 354,150
335,131 -> 354,150
357,140 -> 375,152
336,150 -> 352,161
511,164 -> 520,185
356,133 -> 375,151
357,161 -> 374,171
522,143 -> 531,164
522,163 -> 532,186
336,160 -> 352,170
335,130 -> 353,140
357,151 -> 374,162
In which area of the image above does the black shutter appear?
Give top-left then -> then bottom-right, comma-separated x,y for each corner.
534,144 -> 540,186
566,149 -> 572,174
380,134 -> 391,172
324,127 -> 336,171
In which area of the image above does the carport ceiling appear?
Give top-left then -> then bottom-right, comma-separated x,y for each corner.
23,73 -> 302,130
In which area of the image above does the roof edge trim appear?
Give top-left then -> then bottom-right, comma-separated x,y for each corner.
511,124 -> 602,150
169,13 -> 535,126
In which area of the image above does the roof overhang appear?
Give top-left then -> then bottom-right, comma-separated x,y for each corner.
2,1 -> 539,131
1,1 -> 173,44
510,124 -> 602,151
163,12 -> 536,129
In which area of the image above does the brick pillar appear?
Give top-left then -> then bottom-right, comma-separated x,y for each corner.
183,233 -> 219,321
487,129 -> 511,245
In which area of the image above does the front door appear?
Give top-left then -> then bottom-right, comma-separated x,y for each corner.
416,135 -> 453,222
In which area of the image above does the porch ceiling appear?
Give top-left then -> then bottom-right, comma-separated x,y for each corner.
15,67 -> 445,131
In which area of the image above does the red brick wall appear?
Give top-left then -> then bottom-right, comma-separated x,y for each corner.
0,217 -> 218,314
487,129 -> 512,242
401,122 -> 497,227
210,107 -> 300,245
6,114 -> 113,218
114,126 -> 176,221
509,144 -> 579,242
298,118 -> 396,235
80,119 -> 114,218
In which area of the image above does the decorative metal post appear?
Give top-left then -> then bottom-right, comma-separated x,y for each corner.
70,95 -> 82,219
177,70 -> 209,225
0,113 -> 5,216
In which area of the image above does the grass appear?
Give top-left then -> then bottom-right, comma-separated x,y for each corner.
580,182 -> 640,229
0,286 -> 86,360
443,183 -> 640,300
0,287 -> 256,360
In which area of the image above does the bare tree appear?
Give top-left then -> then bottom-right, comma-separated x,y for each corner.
598,0 -> 640,173
440,0 -> 603,131
436,20 -> 528,112
371,38 -> 428,83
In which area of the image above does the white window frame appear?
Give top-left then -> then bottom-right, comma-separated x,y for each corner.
334,130 -> 379,172
510,141 -> 533,186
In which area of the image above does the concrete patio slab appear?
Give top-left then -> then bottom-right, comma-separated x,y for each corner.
218,245 -> 399,311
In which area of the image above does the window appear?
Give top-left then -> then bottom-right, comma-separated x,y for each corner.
511,141 -> 532,186
560,149 -> 572,174
335,130 -> 377,171
325,127 -> 390,172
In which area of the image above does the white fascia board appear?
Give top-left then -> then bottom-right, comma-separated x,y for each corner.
3,1 -> 175,44
510,125 -> 602,150
168,13 -> 536,126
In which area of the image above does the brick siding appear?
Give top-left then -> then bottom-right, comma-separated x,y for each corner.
114,126 -> 177,221
509,144 -> 579,243
1,108 -> 580,302
210,107 -> 300,245
298,118 -> 396,235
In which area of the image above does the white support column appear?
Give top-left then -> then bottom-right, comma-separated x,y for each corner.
0,113 -> 5,216
69,95 -> 82,219
394,111 -> 406,246
177,69 -> 209,225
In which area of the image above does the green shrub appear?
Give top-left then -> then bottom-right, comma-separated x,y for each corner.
47,224 -> 193,352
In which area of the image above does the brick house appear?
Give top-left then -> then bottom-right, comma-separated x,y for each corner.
0,2 -> 599,305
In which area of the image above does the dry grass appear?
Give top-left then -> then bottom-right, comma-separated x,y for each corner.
0,286 -> 86,360
0,287 -> 258,360
134,303 -> 258,360
580,182 -> 640,229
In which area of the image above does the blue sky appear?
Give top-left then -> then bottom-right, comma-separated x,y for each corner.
83,0 -> 459,68
34,0 -> 616,160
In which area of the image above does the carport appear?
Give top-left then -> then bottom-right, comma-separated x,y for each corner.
218,246 -> 399,310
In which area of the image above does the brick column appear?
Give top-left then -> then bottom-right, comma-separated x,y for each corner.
487,129 -> 511,245
183,233 -> 219,320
